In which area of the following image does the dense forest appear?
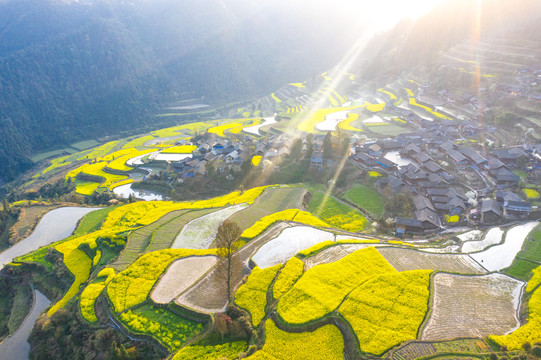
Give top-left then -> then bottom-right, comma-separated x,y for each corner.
0,0 -> 365,182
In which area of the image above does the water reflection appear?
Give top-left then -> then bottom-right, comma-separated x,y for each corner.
113,184 -> 166,201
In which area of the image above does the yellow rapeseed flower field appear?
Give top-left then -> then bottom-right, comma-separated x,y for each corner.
122,135 -> 155,149
74,180 -> 101,196
297,105 -> 363,133
524,188 -> 540,199
80,268 -> 116,322
339,270 -> 432,355
277,247 -> 396,324
241,209 -> 328,239
252,155 -> 262,167
338,113 -> 363,132
208,123 -> 243,137
102,185 -> 272,230
161,145 -> 197,154
272,257 -> 304,300
49,241 -> 95,316
172,341 -> 247,360
246,320 -> 344,360
107,250 -> 216,313
107,148 -> 156,172
527,266 -> 541,292
377,88 -> 397,101
234,265 -> 281,327
490,267 -> 541,349
119,307 -> 204,352
366,102 -> 386,112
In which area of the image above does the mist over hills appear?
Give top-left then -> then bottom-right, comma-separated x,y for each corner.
358,0 -> 541,81
0,0 -> 364,181
2,0 -> 541,183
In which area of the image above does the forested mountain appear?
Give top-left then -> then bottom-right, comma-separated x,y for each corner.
0,0 -> 365,182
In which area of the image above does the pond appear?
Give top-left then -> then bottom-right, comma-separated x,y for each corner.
167,104 -> 210,110
244,116 -> 277,135
113,184 -> 166,201
315,111 -> 350,131
0,290 -> 50,360
0,207 -> 99,270
152,153 -> 192,162
470,221 -> 539,271
126,151 -> 159,166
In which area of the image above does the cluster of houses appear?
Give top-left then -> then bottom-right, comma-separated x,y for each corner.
154,134 -> 293,180
350,126 -> 540,236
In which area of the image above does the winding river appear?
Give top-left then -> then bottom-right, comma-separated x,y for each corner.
0,290 -> 50,360
0,207 -> 99,270
0,206 -> 99,359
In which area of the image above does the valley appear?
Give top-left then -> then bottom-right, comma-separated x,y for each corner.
2,1 -> 541,360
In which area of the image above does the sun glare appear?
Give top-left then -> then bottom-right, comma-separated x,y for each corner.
360,0 -> 448,30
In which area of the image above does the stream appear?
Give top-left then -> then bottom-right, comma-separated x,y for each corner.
0,207 -> 99,270
0,290 -> 50,360
0,207 -> 99,359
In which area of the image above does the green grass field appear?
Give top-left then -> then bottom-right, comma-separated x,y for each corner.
308,191 -> 369,232
144,208 -> 218,253
503,259 -> 540,280
112,210 -> 188,270
7,283 -> 33,334
366,124 -> 411,136
16,246 -> 54,271
119,304 -> 205,352
112,208 -> 219,269
503,227 -> 541,280
31,148 -> 77,163
73,206 -> 118,237
228,187 -> 305,231
70,140 -> 100,151
121,135 -> 156,149
344,184 -> 385,218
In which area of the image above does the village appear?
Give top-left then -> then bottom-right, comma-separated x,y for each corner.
136,95 -> 541,239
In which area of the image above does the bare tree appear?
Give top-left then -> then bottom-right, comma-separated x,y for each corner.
215,220 -> 242,303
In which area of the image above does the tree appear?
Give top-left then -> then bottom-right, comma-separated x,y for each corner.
290,138 -> 303,162
339,133 -> 350,157
532,346 -> 541,358
2,198 -> 9,214
323,131 -> 333,159
305,134 -> 314,159
215,220 -> 242,303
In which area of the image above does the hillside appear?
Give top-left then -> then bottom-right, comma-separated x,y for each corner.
0,0 -> 364,182
2,1 -> 541,359
357,0 -> 541,81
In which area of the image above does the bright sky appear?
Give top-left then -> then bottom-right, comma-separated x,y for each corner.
347,0 -> 449,30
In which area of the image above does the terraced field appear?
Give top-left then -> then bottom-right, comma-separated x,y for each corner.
303,243 -> 381,270
112,208 -> 217,270
252,226 -> 342,269
378,248 -> 486,274
421,273 -> 523,340
171,204 -> 247,249
389,339 -> 491,360
144,209 -> 217,253
151,255 -> 217,304
228,187 -> 306,231
175,222 -> 290,313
